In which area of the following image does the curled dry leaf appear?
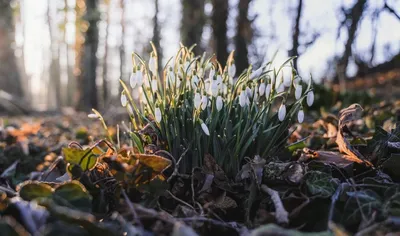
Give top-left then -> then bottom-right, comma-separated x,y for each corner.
336,104 -> 373,167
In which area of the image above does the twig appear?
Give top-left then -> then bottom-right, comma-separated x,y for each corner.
121,189 -> 143,228
166,190 -> 195,211
261,184 -> 289,224
167,145 -> 191,183
177,216 -> 241,232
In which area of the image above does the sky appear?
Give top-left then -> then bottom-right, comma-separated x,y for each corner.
16,0 -> 400,101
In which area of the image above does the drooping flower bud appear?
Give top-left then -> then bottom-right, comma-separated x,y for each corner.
151,79 -> 158,93
228,64 -> 236,78
191,75 -> 199,89
239,91 -> 247,107
201,95 -> 208,110
295,85 -> 302,100
307,91 -> 314,107
201,122 -> 210,136
250,67 -> 263,80
265,84 -> 271,99
149,56 -> 157,75
155,107 -> 162,122
259,83 -> 266,96
278,103 -> 286,121
210,79 -> 219,97
121,93 -> 128,107
216,96 -> 223,111
297,110 -> 304,123
136,70 -> 143,87
130,72 -> 137,88
194,93 -> 201,109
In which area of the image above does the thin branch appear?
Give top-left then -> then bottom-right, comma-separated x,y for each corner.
261,184 -> 289,224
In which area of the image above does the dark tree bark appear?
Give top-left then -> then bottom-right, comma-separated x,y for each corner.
153,0 -> 163,75
288,0 -> 303,71
235,0 -> 251,76
181,0 -> 206,55
119,0 -> 125,90
336,0 -> 368,91
102,0 -> 110,107
0,0 -> 23,98
75,0 -> 100,111
211,0 -> 228,67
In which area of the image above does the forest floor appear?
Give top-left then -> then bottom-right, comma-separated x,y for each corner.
0,100 -> 400,236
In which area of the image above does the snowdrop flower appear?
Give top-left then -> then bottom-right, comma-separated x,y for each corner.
210,79 -> 219,97
198,68 -> 204,77
130,72 -> 137,88
144,76 -> 150,88
127,104 -> 134,115
283,74 -> 291,87
276,83 -> 284,93
259,83 -> 266,96
297,110 -> 304,123
155,107 -> 162,122
201,95 -> 208,110
250,67 -> 263,80
265,84 -> 271,99
216,75 -> 223,86
87,113 -> 99,119
209,68 -> 215,80
194,93 -> 201,109
149,56 -> 157,74
151,79 -> 158,93
121,93 -> 128,107
239,91 -> 247,107
201,122 -> 210,136
295,85 -> 302,100
191,75 -> 199,89
222,83 -> 228,94
307,91 -> 314,107
216,96 -> 223,111
228,64 -> 236,78
278,103 -> 286,121
136,70 -> 143,87
246,87 -> 253,98
293,75 -> 301,85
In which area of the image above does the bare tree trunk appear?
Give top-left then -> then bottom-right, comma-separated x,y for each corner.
64,0 -> 75,107
47,0 -> 61,110
235,0 -> 251,75
181,0 -> 206,55
119,0 -> 125,91
0,0 -> 23,98
75,0 -> 99,111
211,0 -> 228,67
336,0 -> 368,91
102,0 -> 110,107
288,0 -> 303,71
152,0 -> 163,75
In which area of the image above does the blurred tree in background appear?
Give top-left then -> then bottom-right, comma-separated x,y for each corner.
0,0 -> 399,114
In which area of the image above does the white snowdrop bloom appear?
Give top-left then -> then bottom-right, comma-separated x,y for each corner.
201,95 -> 208,110
265,84 -> 271,99
293,75 -> 302,85
228,77 -> 234,86
130,72 -> 137,88
198,68 -> 204,77
151,79 -> 158,93
239,91 -> 247,107
149,56 -> 157,74
283,73 -> 292,88
307,91 -> 314,107
127,104 -> 134,115
250,67 -> 263,80
144,76 -> 150,88
276,83 -> 284,93
246,86 -> 253,98
155,107 -> 162,122
87,113 -> 99,119
209,68 -> 215,80
297,110 -> 304,123
201,122 -> 210,136
216,96 -> 223,111
258,83 -> 266,96
136,70 -> 143,87
253,90 -> 259,102
121,93 -> 128,107
228,64 -> 236,78
278,103 -> 286,121
194,93 -> 201,109
210,79 -> 219,97
204,79 -> 211,91
295,85 -> 302,100
133,87 -> 140,99
191,75 -> 199,89
222,83 -> 228,94
216,75 -> 223,85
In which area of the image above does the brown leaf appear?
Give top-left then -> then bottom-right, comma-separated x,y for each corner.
336,104 -> 373,166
